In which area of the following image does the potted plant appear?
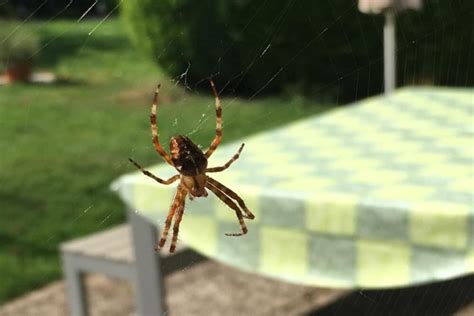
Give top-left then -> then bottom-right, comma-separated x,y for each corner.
0,23 -> 39,84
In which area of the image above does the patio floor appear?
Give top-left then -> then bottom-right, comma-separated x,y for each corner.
0,259 -> 348,316
0,259 -> 472,316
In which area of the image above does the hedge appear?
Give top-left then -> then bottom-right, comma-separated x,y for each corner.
122,0 -> 473,101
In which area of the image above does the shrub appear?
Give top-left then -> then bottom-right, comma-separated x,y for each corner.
0,22 -> 40,69
122,0 -> 473,101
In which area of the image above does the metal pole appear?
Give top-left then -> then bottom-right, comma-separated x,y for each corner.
384,9 -> 396,93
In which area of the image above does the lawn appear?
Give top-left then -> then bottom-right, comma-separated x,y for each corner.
0,18 -> 333,303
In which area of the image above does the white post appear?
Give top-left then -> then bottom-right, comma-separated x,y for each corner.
384,9 -> 396,94
128,209 -> 167,316
62,254 -> 88,316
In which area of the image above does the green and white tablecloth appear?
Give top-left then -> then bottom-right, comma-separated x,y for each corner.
112,87 -> 473,289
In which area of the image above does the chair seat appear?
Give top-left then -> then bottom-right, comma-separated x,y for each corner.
61,224 -> 134,264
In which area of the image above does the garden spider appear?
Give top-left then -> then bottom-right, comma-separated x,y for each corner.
129,80 -> 255,253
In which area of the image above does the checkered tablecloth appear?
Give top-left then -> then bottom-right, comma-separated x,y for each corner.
112,87 -> 473,289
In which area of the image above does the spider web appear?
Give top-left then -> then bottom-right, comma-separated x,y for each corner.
0,0 -> 473,314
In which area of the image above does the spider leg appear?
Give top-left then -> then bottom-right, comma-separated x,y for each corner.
150,84 -> 174,166
156,185 -> 186,250
207,176 -> 255,219
170,192 -> 187,253
206,143 -> 244,173
128,158 -> 179,185
206,181 -> 248,236
205,80 -> 222,158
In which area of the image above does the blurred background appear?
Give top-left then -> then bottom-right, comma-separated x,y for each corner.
0,0 -> 472,314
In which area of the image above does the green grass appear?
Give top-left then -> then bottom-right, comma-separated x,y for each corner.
0,19 -> 333,302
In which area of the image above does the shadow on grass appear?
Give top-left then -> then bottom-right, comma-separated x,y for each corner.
307,275 -> 474,316
0,232 -> 57,257
37,32 -> 126,68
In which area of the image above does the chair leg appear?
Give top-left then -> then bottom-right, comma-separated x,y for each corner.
63,253 -> 88,316
128,209 -> 167,316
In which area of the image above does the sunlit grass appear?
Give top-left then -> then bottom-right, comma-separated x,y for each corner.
0,18 -> 333,302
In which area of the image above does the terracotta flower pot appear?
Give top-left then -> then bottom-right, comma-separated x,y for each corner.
4,61 -> 32,83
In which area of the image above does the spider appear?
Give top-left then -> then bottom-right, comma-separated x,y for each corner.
129,80 -> 255,253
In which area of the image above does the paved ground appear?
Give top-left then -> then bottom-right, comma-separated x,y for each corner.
0,259 -> 473,316
0,260 -> 348,316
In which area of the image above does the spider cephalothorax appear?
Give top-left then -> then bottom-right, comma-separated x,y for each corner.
129,80 -> 255,252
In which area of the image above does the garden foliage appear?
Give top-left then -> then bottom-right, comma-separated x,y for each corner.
122,0 -> 472,100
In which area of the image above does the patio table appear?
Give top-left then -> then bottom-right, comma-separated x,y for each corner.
112,87 -> 473,290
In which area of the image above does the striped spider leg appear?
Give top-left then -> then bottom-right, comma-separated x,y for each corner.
205,80 -> 222,158
150,84 -> 174,166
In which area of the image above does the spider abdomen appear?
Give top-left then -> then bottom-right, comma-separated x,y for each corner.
170,135 -> 208,176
